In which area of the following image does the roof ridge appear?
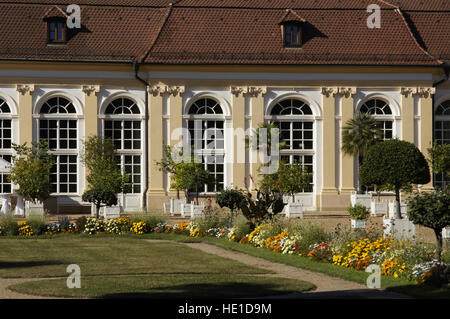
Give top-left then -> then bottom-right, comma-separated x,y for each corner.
394,7 -> 443,65
137,4 -> 173,63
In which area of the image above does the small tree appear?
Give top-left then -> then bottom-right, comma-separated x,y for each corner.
215,188 -> 245,226
172,161 -> 213,205
258,161 -> 311,202
341,113 -> 383,193
408,189 -> 450,261
8,141 -> 54,204
360,139 -> 430,219
81,136 -> 129,218
156,145 -> 183,199
428,142 -> 450,189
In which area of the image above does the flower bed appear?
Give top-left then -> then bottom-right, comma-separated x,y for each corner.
1,214 -> 448,287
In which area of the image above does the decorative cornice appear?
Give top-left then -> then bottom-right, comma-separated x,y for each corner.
321,87 -> 338,98
415,87 -> 435,98
81,85 -> 100,96
337,87 -> 356,98
16,84 -> 34,95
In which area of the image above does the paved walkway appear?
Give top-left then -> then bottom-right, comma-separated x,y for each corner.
147,240 -> 411,299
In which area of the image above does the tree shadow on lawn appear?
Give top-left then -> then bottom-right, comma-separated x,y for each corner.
100,282 -> 310,299
0,261 -> 65,269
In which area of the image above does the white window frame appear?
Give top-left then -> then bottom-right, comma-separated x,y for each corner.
100,97 -> 145,196
36,98 -> 80,195
184,97 -> 226,195
266,98 -> 316,194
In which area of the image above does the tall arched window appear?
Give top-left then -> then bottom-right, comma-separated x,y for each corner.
0,98 -> 12,193
359,98 -> 394,140
103,97 -> 142,194
187,98 -> 225,193
434,100 -> 450,189
39,97 -> 78,194
268,98 -> 314,192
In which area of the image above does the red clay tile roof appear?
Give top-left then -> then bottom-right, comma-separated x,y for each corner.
0,0 -> 447,65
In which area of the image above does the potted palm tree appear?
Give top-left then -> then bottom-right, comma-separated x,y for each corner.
342,113 -> 382,207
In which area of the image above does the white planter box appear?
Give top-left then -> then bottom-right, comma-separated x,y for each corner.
351,219 -> 366,229
443,227 -> 450,239
25,201 -> 44,217
180,202 -> 204,219
383,217 -> 415,240
388,201 -> 407,219
283,203 -> 303,218
101,206 -> 121,220
370,201 -> 388,217
350,193 -> 372,209
170,198 -> 187,215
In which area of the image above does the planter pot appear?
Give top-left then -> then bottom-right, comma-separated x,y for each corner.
443,227 -> 450,239
170,198 -> 187,215
180,202 -> 205,219
100,206 -> 121,220
284,203 -> 303,218
351,219 -> 366,229
370,201 -> 388,217
388,201 -> 407,219
14,196 -> 25,216
350,193 -> 372,209
383,217 -> 415,240
25,201 -> 44,217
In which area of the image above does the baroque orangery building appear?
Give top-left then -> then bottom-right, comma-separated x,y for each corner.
0,0 -> 449,213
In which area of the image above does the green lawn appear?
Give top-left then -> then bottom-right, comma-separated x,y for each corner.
142,233 -> 450,299
0,235 -> 315,298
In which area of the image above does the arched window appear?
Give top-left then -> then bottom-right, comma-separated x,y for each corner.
104,97 -> 142,194
39,97 -> 78,194
269,98 -> 314,192
187,98 -> 225,193
434,100 -> 450,189
0,98 -> 12,193
359,98 -> 393,140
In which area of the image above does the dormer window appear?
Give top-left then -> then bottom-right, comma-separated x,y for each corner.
43,6 -> 69,45
48,21 -> 66,43
279,9 -> 306,48
284,24 -> 302,47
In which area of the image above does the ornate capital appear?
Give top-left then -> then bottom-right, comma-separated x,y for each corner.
16,84 -> 34,95
231,87 -> 245,97
321,87 -> 338,98
168,86 -> 185,97
415,87 -> 435,98
82,85 -> 100,96
337,87 -> 356,98
148,85 -> 168,96
400,87 -> 417,98
245,86 -> 267,97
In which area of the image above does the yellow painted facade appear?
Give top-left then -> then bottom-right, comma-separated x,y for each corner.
1,62 -> 448,213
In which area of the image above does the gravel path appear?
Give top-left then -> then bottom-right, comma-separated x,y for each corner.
149,240 -> 411,299
0,277 -> 61,299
